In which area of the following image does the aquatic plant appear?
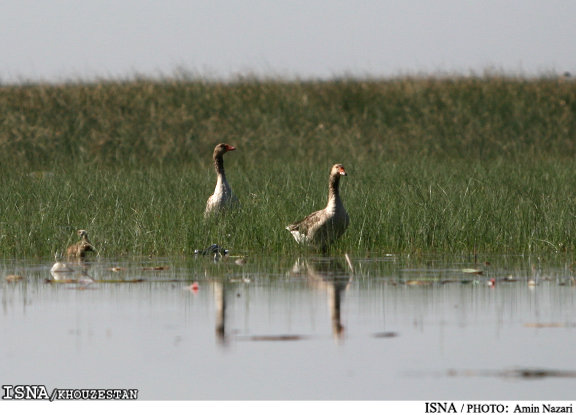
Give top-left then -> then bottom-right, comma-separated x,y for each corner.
0,76 -> 575,257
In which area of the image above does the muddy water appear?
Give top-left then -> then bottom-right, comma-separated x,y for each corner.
1,254 -> 575,400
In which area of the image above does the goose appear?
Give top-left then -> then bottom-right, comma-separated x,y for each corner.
66,229 -> 95,259
286,164 -> 350,252
204,143 -> 239,217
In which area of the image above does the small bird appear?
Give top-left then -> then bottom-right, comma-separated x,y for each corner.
205,143 -> 239,217
66,229 -> 96,259
286,164 -> 350,252
194,244 -> 229,257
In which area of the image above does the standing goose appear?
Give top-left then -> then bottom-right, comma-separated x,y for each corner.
205,143 -> 239,217
66,229 -> 96,259
286,164 -> 350,252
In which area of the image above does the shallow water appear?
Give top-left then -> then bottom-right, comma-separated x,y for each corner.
1,254 -> 575,400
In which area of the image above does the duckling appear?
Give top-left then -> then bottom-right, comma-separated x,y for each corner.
66,229 -> 96,259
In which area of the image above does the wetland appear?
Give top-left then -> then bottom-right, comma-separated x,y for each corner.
1,76 -> 576,401
2,254 -> 575,400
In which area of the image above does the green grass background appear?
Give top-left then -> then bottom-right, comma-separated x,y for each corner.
1,76 -> 575,258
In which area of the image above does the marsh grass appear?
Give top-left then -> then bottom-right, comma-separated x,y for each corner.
1,76 -> 575,258
2,158 -> 575,259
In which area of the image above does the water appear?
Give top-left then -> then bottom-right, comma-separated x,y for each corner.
1,254 -> 575,400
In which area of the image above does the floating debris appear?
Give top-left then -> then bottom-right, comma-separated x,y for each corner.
404,280 -> 433,286
244,335 -> 307,342
447,367 -> 576,379
187,282 -> 200,292
103,278 -> 145,283
108,267 -> 126,272
67,285 -> 95,291
229,277 -> 251,283
47,277 -> 76,284
142,266 -> 170,271
372,332 -> 399,338
441,279 -> 466,284
48,277 -> 146,284
524,322 -> 576,328
462,268 -> 483,275
5,274 -> 24,282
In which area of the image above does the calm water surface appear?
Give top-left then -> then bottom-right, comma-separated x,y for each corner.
1,254 -> 575,400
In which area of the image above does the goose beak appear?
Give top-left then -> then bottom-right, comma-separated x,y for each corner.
226,145 -> 236,151
339,167 -> 347,176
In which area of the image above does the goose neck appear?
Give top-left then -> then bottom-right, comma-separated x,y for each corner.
214,155 -> 226,176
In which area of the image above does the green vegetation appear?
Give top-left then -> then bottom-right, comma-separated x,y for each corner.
0,76 -> 575,258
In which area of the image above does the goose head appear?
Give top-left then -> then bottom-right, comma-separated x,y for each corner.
213,143 -> 236,158
331,164 -> 347,177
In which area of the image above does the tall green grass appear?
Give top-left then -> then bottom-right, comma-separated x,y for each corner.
1,76 -> 575,168
0,76 -> 575,257
1,159 -> 575,258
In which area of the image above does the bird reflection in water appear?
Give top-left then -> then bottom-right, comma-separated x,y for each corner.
50,254 -> 95,283
289,256 -> 352,342
211,256 -> 352,345
213,281 -> 228,346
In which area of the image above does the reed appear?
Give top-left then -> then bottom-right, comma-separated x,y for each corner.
0,76 -> 575,258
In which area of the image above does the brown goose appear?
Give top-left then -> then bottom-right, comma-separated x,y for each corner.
66,229 -> 95,259
286,164 -> 350,251
205,143 -> 239,217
